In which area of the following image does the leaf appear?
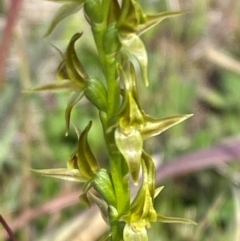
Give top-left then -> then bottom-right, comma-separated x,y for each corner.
157,214 -> 197,225
31,168 -> 87,182
65,91 -> 84,135
44,2 -> 84,37
138,11 -> 187,35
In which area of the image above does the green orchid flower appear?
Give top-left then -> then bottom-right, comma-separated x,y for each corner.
116,0 -> 186,87
115,64 -> 192,184
32,121 -> 116,209
32,1 -> 197,240
121,152 -> 196,241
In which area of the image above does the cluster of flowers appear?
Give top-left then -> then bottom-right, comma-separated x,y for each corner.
32,0 -> 195,240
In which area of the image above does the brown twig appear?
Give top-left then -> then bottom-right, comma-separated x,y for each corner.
0,0 -> 23,91
0,215 -> 19,241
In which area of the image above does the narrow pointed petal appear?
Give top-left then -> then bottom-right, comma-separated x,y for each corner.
66,33 -> 88,88
129,159 -> 152,221
142,114 -> 193,139
118,0 -> 147,32
139,159 -> 157,221
31,168 -> 87,182
78,121 -> 99,179
44,2 -> 84,37
157,214 -> 197,225
79,121 -> 99,172
25,80 -> 75,92
142,151 -> 155,197
119,33 -> 149,87
65,91 -> 84,135
154,186 -> 164,199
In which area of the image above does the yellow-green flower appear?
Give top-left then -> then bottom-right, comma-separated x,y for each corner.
121,152 -> 196,241
115,64 -> 192,184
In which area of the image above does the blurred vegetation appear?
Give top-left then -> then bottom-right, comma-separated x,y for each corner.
1,0 -> 240,240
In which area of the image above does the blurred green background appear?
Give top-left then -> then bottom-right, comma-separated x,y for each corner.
1,0 -> 240,240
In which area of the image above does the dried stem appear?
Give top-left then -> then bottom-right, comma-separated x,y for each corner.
0,214 -> 19,241
0,0 -> 23,92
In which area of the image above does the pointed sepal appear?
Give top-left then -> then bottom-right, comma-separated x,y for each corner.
138,11 -> 187,35
141,114 -> 193,139
31,168 -> 87,182
119,33 -> 149,87
24,80 -> 76,92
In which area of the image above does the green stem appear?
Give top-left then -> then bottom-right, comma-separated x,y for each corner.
100,113 -> 130,241
105,57 -> 120,119
91,25 -> 106,69
109,149 -> 130,215
102,0 -> 111,26
93,2 -> 129,240
110,222 -> 122,241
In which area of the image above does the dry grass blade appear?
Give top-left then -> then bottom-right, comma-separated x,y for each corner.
205,45 -> 240,75
38,207 -> 108,241
192,193 -> 226,241
0,0 -> 23,91
157,136 -> 240,181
